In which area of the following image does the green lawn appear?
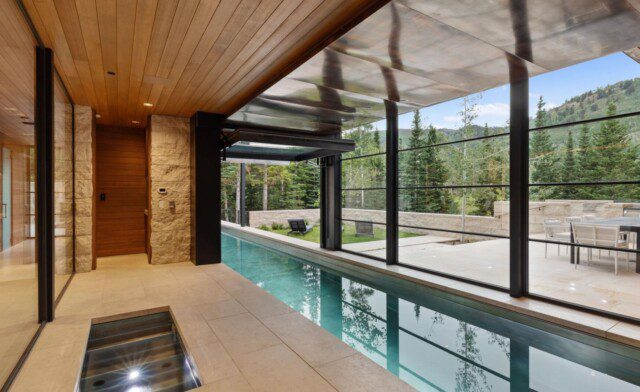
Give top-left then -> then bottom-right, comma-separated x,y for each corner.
262,225 -> 418,244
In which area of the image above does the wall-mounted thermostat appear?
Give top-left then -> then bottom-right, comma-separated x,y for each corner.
158,188 -> 167,195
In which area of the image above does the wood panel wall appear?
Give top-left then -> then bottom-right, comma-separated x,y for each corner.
95,126 -> 147,257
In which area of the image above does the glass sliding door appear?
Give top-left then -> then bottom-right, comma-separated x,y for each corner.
0,0 -> 39,385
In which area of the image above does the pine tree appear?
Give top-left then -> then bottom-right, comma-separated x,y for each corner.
424,125 -> 451,213
558,130 -> 578,199
591,102 -> 634,199
530,96 -> 559,200
406,110 -> 428,211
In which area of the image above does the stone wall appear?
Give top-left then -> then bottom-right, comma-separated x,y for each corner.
73,105 -> 95,272
148,115 -> 191,264
54,86 -> 74,275
249,199 -> 640,241
248,209 -> 320,228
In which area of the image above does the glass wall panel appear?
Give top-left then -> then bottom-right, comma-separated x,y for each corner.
222,161 -> 321,244
340,122 -> 388,256
528,74 -> 640,318
221,161 -> 239,223
0,0 -> 38,385
395,98 -> 510,287
54,74 -> 73,298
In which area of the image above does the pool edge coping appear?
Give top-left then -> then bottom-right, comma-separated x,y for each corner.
221,221 -> 640,349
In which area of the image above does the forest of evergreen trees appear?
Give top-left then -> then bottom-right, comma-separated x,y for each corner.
222,77 -> 640,220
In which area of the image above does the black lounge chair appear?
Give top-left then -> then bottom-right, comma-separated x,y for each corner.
287,219 -> 313,235
355,220 -> 374,237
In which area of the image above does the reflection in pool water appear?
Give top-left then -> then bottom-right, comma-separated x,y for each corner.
221,233 -> 640,391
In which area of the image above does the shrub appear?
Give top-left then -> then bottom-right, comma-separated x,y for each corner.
271,222 -> 285,230
258,224 -> 271,231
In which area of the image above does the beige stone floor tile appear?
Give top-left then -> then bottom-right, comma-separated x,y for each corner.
214,272 -> 257,293
194,374 -> 254,391
317,353 -> 414,392
196,298 -> 247,321
235,344 -> 336,392
11,341 -> 85,391
207,313 -> 281,358
261,312 -> 356,367
231,286 -> 294,320
190,341 -> 241,384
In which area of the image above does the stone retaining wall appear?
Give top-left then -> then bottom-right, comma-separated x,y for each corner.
249,200 -> 640,241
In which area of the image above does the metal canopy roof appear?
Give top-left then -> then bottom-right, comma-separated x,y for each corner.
229,0 -> 640,134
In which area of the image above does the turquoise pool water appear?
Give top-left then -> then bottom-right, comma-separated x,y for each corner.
221,233 -> 640,391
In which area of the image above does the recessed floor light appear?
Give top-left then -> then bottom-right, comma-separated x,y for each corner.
143,102 -> 153,107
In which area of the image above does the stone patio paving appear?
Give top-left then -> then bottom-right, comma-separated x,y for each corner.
346,235 -> 639,319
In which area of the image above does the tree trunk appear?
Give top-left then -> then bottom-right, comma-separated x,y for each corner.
262,164 -> 268,211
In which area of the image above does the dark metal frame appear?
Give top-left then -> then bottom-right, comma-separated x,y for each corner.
35,46 -> 54,323
320,64 -> 640,327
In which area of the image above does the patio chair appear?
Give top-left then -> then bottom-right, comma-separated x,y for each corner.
354,220 -> 374,237
287,219 -> 313,235
572,223 -> 595,267
594,225 -> 630,275
543,220 -> 571,258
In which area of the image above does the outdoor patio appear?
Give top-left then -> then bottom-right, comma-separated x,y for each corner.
344,236 -> 639,319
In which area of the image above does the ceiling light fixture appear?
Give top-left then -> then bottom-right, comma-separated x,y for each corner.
95,113 -> 101,119
132,120 -> 140,124
143,102 -> 153,107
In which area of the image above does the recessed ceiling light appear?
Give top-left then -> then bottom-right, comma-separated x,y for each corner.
143,102 -> 153,107
107,71 -> 116,76
95,113 -> 101,119
132,120 -> 140,124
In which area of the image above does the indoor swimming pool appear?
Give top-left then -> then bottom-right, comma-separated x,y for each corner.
221,232 -> 640,392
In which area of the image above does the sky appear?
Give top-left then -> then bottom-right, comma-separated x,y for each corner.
369,52 -> 639,131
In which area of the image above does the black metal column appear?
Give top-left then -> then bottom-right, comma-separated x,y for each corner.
386,100 -> 399,265
190,111 -> 224,265
239,162 -> 246,227
35,46 -> 54,322
320,155 -> 341,250
509,60 -> 529,297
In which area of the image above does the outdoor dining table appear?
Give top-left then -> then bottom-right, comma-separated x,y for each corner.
569,217 -> 640,273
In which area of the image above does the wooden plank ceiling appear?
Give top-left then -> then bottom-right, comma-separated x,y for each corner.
22,0 -> 382,128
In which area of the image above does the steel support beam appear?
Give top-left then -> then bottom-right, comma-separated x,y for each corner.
509,60 -> 529,297
385,101 -> 399,265
239,162 -> 246,227
190,112 -> 225,265
35,46 -> 54,322
320,155 -> 341,250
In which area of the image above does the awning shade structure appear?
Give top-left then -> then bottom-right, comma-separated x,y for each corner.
229,0 -> 640,134
221,128 -> 356,161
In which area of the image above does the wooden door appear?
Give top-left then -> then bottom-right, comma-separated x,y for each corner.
96,126 -> 147,257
